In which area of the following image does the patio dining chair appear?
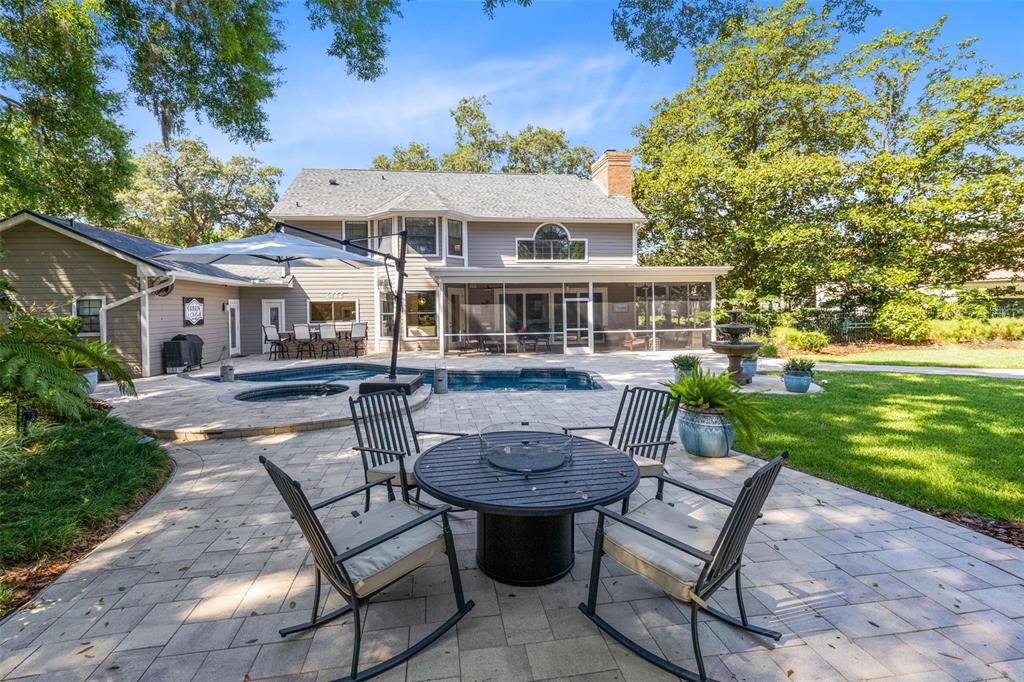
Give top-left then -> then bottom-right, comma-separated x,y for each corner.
259,457 -> 474,681
349,389 -> 465,511
579,453 -> 789,682
350,321 -> 368,357
263,324 -> 290,361
563,385 -> 680,480
319,323 -> 341,358
293,323 -> 317,359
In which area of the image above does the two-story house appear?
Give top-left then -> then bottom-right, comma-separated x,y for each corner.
270,151 -> 727,357
0,151 -> 728,376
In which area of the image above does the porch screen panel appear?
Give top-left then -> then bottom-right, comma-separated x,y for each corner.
505,284 -> 560,354
654,283 -> 712,350
593,283 -> 653,353
461,284 -> 505,350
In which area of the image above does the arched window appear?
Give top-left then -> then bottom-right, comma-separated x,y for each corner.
534,223 -> 570,241
517,223 -> 587,261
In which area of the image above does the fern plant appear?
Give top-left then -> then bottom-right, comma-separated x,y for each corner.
665,368 -> 770,448
0,308 -> 135,420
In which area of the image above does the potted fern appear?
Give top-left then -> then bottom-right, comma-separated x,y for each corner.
665,368 -> 769,458
782,358 -> 815,393
671,354 -> 702,380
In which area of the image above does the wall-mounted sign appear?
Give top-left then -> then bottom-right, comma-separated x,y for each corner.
183,297 -> 205,326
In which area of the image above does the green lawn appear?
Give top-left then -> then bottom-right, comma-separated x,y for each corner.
736,372 -> 1024,522
806,345 -> 1024,369
0,411 -> 170,615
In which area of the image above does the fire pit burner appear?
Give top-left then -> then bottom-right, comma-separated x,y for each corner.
479,422 -> 575,473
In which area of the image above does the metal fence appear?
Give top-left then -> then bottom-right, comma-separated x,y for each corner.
993,299 -> 1024,318
792,310 -> 874,342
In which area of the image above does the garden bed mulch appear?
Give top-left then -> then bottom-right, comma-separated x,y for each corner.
809,340 -> 1024,356
936,512 -> 1024,550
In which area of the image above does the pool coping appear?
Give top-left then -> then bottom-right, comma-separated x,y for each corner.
101,359 -> 609,443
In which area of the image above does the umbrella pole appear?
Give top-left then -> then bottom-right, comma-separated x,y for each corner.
389,231 -> 407,380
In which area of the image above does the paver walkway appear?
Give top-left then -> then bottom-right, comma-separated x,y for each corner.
3,358 -> 1024,681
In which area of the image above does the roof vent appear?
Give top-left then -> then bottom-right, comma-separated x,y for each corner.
328,178 -> 338,186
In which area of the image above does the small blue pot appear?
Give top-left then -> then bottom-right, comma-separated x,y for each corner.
674,368 -> 695,382
783,372 -> 812,393
677,407 -> 735,458
740,357 -> 758,376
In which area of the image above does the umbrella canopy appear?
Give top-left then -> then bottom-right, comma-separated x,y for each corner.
156,231 -> 383,268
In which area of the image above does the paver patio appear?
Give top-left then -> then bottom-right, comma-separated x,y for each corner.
3,353 -> 1024,681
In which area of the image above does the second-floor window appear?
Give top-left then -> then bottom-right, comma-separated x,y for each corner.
344,221 -> 369,254
447,218 -> 463,257
516,223 -> 587,261
405,217 -> 437,256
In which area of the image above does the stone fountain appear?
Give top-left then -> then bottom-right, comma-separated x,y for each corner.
710,310 -> 762,385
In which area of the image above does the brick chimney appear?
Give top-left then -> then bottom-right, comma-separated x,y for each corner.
591,150 -> 633,197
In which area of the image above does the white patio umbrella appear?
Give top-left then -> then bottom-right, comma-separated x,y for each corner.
157,229 -> 414,383
157,230 -> 382,268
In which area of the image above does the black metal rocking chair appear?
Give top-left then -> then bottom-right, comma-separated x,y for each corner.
564,385 -> 680,479
579,453 -> 789,682
260,457 -> 474,681
349,389 -> 465,511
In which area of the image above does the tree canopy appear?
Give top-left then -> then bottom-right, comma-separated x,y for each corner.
372,96 -> 595,175
634,0 -> 1024,308
118,139 -> 282,247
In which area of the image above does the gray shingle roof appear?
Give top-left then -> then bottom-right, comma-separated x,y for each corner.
17,212 -> 286,284
272,169 -> 645,221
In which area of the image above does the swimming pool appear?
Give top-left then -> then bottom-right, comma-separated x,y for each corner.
210,363 -> 600,391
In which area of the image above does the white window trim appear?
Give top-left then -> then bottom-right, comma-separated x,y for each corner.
446,218 -> 465,259
72,295 -> 106,341
306,298 -> 361,324
403,216 -> 440,258
515,223 -> 589,263
403,289 -> 439,340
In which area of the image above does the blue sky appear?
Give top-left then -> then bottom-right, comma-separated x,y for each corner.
121,1 -> 1024,188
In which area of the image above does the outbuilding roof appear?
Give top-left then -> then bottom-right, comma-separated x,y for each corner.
272,169 -> 645,221
1,211 -> 289,286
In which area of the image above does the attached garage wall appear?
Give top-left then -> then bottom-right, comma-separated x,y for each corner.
0,221 -> 144,375
148,280 -> 240,374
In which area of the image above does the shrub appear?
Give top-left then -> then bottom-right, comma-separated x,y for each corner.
955,289 -> 995,320
929,319 -> 990,343
671,354 -> 702,372
874,299 -> 930,344
759,342 -> 779,358
772,326 -> 829,352
783,358 -> 816,374
929,317 -> 1024,343
991,317 -> 1024,340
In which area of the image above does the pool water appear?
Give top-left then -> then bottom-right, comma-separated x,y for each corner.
213,364 -> 598,391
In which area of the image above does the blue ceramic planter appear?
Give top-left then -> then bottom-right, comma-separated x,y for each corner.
674,368 -> 696,382
677,407 -> 735,458
740,357 -> 758,376
783,372 -> 812,393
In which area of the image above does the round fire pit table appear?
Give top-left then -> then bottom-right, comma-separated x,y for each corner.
414,428 -> 640,586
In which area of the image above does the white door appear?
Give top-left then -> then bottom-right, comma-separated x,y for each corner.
261,299 -> 286,353
226,299 -> 241,356
563,296 -> 593,355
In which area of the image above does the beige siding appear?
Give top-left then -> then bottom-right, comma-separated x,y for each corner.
466,222 -> 635,267
1,221 -> 144,375
147,280 -> 241,373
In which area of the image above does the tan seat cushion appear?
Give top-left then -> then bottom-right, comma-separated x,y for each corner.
603,498 -> 721,603
634,455 -> 664,478
329,500 -> 446,597
367,452 -> 419,487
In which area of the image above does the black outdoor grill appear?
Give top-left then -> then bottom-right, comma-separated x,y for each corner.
163,334 -> 204,373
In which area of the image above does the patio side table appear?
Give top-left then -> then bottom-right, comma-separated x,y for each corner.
414,432 -> 639,586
